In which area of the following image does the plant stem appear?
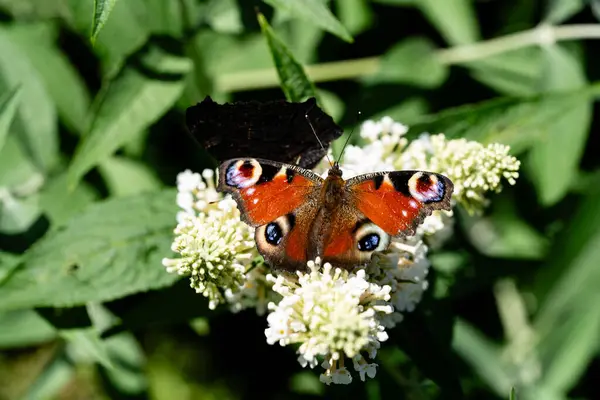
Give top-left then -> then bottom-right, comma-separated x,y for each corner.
214,24 -> 600,93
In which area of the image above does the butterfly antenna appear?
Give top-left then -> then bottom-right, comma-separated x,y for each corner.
305,113 -> 334,167
336,110 -> 361,164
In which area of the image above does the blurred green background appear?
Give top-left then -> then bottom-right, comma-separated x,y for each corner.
1,0 -> 600,399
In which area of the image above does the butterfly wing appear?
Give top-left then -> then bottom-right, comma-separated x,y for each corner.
346,171 -> 454,237
217,158 -> 323,226
217,158 -> 323,271
187,97 -> 343,169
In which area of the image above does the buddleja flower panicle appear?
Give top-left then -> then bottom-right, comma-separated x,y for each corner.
264,258 -> 393,384
162,168 -> 260,310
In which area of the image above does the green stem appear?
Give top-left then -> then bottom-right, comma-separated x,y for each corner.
214,24 -> 600,93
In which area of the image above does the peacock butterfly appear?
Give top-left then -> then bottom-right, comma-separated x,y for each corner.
186,96 -> 342,169
217,157 -> 454,272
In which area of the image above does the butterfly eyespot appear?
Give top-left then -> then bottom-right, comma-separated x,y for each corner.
408,172 -> 445,203
354,221 -> 390,253
225,159 -> 262,188
265,222 -> 284,245
256,214 -> 296,249
358,233 -> 380,251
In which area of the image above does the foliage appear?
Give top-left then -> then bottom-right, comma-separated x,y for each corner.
0,0 -> 599,399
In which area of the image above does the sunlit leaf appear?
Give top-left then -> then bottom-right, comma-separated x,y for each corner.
537,301 -> 600,394
367,37 -> 448,88
0,27 -> 58,171
22,356 -> 74,400
264,0 -> 353,43
91,0 -> 119,43
98,156 -> 163,197
67,0 -> 150,77
528,44 -> 590,205
544,0 -> 586,23
204,0 -> 243,34
4,22 -> 91,135
459,196 -> 549,260
67,50 -> 191,189
0,189 -> 179,310
334,0 -> 373,35
0,310 -> 57,348
39,172 -> 98,226
535,184 -> 600,331
407,84 -> 600,155
0,86 -> 20,153
417,0 -> 480,45
453,319 -> 514,397
0,191 -> 41,234
467,48 -> 543,96
258,12 -> 318,102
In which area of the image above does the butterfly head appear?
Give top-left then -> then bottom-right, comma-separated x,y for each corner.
327,161 -> 343,178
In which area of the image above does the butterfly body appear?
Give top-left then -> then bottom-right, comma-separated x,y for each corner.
218,158 -> 454,272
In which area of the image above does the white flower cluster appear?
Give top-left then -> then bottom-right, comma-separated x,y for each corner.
400,133 -> 521,214
265,259 -> 393,384
162,169 -> 269,310
163,116 -> 521,385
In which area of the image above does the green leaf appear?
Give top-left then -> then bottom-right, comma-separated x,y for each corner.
417,0 -> 480,45
0,189 -> 180,311
67,50 -> 191,189
453,319 -> 514,396
334,0 -> 373,35
406,84 -> 600,155
23,356 -> 74,400
102,332 -> 148,394
537,301 -> 600,393
467,48 -> 543,96
544,0 -> 586,23
4,22 -> 91,135
367,37 -> 448,88
0,309 -> 57,348
534,184 -> 600,332
531,184 -> 600,391
204,0 -> 243,34
0,0 -> 71,19
91,0 -> 119,43
145,0 -> 185,37
263,0 -> 353,43
67,0 -> 150,77
459,196 -> 548,260
0,26 -> 58,171
258,12 -> 318,102
98,156 -> 163,197
63,328 -> 113,368
39,172 -> 98,226
373,0 -> 415,5
0,251 -> 21,283
528,44 -> 590,205
593,0 -> 600,21
0,190 -> 41,234
0,86 -> 20,153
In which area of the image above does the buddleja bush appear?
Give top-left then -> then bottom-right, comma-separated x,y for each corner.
1,0 -> 600,399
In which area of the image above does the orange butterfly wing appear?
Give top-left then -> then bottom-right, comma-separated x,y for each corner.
347,171 -> 454,237
217,158 -> 322,226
